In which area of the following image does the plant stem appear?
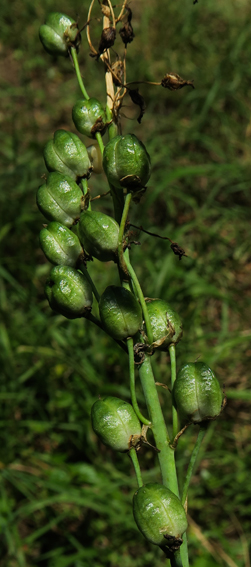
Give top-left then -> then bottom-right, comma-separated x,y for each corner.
138,355 -> 179,493
86,312 -> 128,354
169,344 -> 179,440
95,132 -> 104,155
118,192 -> 132,274
71,47 -> 89,100
79,263 -> 100,303
129,448 -> 143,488
123,252 -> 153,345
127,338 -> 151,426
181,424 -> 207,506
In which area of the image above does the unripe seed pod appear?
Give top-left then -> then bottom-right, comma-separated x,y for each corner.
173,362 -> 223,424
72,98 -> 108,138
37,172 -> 83,227
39,12 -> 80,57
44,130 -> 91,181
39,222 -> 83,267
99,285 -> 142,340
146,298 -> 183,349
87,143 -> 103,174
91,396 -> 142,452
78,210 -> 119,262
45,265 -> 92,319
133,483 -> 188,550
103,134 -> 151,192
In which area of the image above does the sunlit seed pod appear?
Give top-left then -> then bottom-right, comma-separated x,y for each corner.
103,134 -> 151,192
99,285 -> 143,340
37,172 -> 83,227
87,143 -> 103,174
72,98 -> 108,138
133,483 -> 188,550
173,362 -> 223,424
39,12 -> 80,57
45,265 -> 92,319
43,130 -> 91,181
39,222 -> 83,267
91,396 -> 142,452
145,298 -> 183,349
78,210 -> 119,262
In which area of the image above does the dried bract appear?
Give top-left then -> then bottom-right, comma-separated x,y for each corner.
128,89 -> 146,124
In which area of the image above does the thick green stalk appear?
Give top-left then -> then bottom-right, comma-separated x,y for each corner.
181,424 -> 207,506
138,355 -> 179,493
79,263 -> 100,303
71,47 -> 89,100
127,338 -> 151,426
169,344 -> 179,440
129,448 -> 143,488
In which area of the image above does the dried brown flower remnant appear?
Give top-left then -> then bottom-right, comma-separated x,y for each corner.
170,243 -> 187,261
119,6 -> 134,47
95,27 -> 116,58
161,73 -> 194,91
128,89 -> 146,123
111,59 -> 124,86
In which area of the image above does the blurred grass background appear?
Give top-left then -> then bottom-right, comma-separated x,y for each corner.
1,0 -> 251,565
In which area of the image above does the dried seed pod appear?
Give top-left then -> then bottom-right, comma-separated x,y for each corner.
161,73 -> 194,91
78,210 -> 119,262
37,172 -> 83,227
103,134 -> 151,192
133,483 -> 188,551
173,362 -> 223,424
45,265 -> 93,319
91,396 -> 142,452
39,222 -> 83,267
119,21 -> 134,47
99,285 -> 142,340
97,27 -> 116,57
43,130 -> 91,181
39,12 -> 80,56
145,299 -> 183,349
72,98 -> 108,138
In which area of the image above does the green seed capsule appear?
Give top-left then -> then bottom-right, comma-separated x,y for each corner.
39,12 -> 80,57
146,299 -> 183,349
91,396 -> 142,452
78,211 -> 119,262
39,222 -> 83,267
173,362 -> 223,424
44,130 -> 91,181
45,265 -> 92,319
72,98 -> 108,138
37,172 -> 83,227
103,134 -> 151,192
133,483 -> 188,550
99,285 -> 142,340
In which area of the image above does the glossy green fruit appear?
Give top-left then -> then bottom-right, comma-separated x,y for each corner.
146,299 -> 183,349
45,265 -> 92,319
72,98 -> 108,138
78,211 -> 119,262
99,285 -> 142,340
103,134 -> 151,191
133,483 -> 188,549
44,130 -> 91,181
173,362 -> 223,424
91,396 -> 142,452
37,172 -> 83,227
39,12 -> 80,56
39,222 -> 82,267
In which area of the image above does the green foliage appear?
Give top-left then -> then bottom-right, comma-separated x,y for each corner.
1,0 -> 251,565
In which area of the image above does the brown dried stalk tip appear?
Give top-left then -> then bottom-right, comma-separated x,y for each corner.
97,27 -> 116,58
161,73 -> 194,91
